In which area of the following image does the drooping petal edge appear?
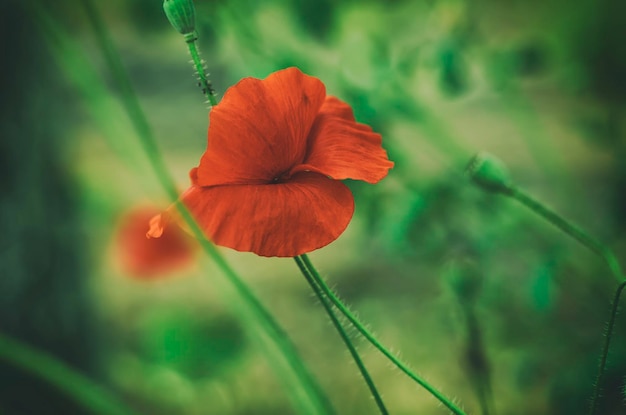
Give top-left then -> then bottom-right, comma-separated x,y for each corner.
291,96 -> 394,184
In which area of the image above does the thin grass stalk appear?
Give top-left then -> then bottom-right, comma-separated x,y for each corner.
0,333 -> 139,415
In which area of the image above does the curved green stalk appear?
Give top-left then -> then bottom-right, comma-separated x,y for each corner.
508,186 -> 623,280
294,257 -> 389,415
300,254 -> 467,415
497,184 -> 624,415
589,281 -> 626,415
77,1 -> 333,413
0,333 -> 139,415
186,40 -> 218,107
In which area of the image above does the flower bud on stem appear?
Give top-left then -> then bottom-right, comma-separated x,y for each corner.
467,152 -> 625,415
466,152 -> 513,195
163,0 -> 218,106
467,153 -> 622,278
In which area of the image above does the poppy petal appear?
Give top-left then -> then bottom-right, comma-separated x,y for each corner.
197,67 -> 326,187
292,96 -> 394,183
115,207 -> 197,279
181,172 -> 354,257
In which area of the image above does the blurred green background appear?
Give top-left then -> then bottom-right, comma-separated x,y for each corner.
2,0 -> 626,414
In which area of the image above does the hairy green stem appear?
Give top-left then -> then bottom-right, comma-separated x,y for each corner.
589,281 -> 626,415
186,39 -> 218,106
300,254 -> 467,415
0,333 -> 139,415
294,257 -> 388,415
79,1 -> 332,413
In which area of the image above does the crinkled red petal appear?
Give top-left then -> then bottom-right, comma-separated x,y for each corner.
292,96 -> 394,183
115,207 -> 197,279
181,172 -> 354,257
197,67 -> 326,187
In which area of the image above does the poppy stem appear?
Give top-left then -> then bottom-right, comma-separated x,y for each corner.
502,187 -> 626,415
162,0 -> 218,106
294,256 -> 389,415
79,1 -> 333,413
298,254 -> 468,415
589,280 -> 626,415
500,186 -> 625,415
468,155 -> 625,414
0,332 -> 139,415
506,186 -> 623,281
185,38 -> 219,107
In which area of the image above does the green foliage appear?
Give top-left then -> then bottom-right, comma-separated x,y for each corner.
6,0 -> 626,414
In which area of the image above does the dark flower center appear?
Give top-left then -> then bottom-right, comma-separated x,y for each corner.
271,170 -> 293,184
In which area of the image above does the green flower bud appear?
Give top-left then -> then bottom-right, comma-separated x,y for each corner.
466,152 -> 512,194
163,0 -> 197,41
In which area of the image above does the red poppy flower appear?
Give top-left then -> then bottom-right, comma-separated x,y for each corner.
149,67 -> 393,257
115,207 -> 197,278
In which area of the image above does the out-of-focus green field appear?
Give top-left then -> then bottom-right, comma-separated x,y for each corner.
2,0 -> 626,414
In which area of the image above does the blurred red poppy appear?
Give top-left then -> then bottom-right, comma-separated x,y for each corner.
149,67 -> 393,257
115,207 -> 197,278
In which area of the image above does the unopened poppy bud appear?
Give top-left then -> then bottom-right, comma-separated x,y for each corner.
466,152 -> 512,194
163,0 -> 197,42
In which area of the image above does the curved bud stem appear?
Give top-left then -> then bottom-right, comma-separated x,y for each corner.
507,186 -> 623,280
466,153 -> 626,414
